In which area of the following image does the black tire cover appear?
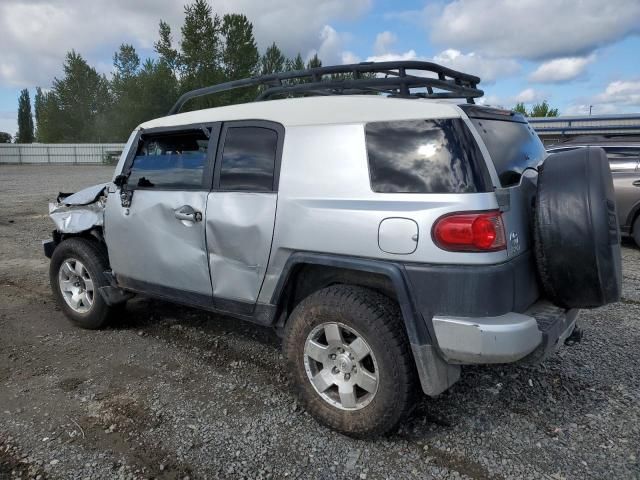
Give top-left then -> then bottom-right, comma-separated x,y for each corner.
534,146 -> 621,308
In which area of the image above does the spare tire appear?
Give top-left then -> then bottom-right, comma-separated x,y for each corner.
534,146 -> 621,308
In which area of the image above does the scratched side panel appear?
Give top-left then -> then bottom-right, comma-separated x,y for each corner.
205,192 -> 277,303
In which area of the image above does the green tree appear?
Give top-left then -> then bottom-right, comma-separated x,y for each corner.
154,20 -> 179,73
16,89 -> 34,143
34,87 -> 63,142
180,0 -> 222,109
307,53 -> 322,69
52,50 -> 111,142
221,13 -> 259,104
529,100 -> 559,117
513,102 -> 528,115
512,100 -> 559,117
137,59 -> 179,121
0,132 -> 11,143
261,42 -> 286,75
108,44 -> 143,140
286,53 -> 305,72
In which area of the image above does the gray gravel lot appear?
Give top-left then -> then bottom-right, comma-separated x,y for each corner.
1,164 -> 639,480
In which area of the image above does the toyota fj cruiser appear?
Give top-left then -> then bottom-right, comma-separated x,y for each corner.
44,61 -> 621,437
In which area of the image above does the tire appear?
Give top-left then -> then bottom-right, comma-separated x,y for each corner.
633,215 -> 640,248
49,237 -> 116,329
534,146 -> 621,308
283,285 -> 417,438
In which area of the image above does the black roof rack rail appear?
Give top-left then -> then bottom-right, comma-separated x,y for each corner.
168,60 -> 483,115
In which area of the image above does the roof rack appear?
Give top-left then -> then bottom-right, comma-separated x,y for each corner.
168,60 -> 483,115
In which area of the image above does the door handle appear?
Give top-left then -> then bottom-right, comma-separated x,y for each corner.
175,205 -> 202,222
633,180 -> 640,187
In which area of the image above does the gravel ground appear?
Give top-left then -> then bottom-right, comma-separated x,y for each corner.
1,164 -> 639,480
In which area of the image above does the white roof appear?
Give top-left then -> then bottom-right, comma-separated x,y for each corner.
138,95 -> 463,130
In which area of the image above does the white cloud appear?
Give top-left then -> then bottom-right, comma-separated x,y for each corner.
433,49 -> 520,84
373,31 -> 397,55
0,0 -> 371,87
341,51 -> 360,64
366,48 -> 519,85
429,0 -> 640,60
514,88 -> 546,104
595,80 -> 640,107
366,50 -> 420,63
529,55 -> 596,83
308,25 -> 349,65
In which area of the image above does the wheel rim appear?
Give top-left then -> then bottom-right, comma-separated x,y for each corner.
303,322 -> 379,411
58,258 -> 94,314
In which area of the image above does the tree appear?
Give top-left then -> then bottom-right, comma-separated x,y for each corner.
16,89 -> 34,143
261,42 -> 285,75
307,53 -> 322,69
530,100 -> 558,117
180,0 -> 222,109
0,132 -> 11,143
154,20 -> 179,73
513,102 -> 527,115
52,50 -> 111,142
137,59 -> 179,122
34,87 -> 63,142
108,44 -> 142,140
512,100 -> 559,117
221,13 -> 259,104
286,53 -> 305,72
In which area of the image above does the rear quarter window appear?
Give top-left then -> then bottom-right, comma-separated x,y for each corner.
365,119 -> 491,194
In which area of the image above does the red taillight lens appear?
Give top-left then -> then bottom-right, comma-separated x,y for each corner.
433,211 -> 506,252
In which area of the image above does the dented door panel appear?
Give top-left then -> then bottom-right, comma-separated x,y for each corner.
105,189 -> 212,296
206,192 -> 277,303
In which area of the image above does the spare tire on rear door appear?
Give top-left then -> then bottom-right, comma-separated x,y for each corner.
534,146 -> 621,308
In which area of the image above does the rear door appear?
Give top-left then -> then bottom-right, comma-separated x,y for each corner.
205,120 -> 284,310
462,106 -> 547,257
105,125 -> 217,304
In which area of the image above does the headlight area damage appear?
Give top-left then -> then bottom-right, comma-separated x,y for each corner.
48,183 -> 110,234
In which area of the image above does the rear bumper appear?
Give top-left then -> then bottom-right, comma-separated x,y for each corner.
432,301 -> 578,364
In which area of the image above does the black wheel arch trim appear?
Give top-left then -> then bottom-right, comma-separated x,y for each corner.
269,252 -> 435,347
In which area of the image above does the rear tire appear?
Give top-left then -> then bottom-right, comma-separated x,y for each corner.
50,237 -> 117,329
283,285 -> 417,438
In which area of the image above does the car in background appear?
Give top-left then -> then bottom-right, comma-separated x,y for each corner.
547,136 -> 640,247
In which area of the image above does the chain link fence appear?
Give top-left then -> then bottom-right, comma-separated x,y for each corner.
0,144 -> 126,165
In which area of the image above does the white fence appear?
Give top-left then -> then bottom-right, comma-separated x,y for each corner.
0,143 -> 126,164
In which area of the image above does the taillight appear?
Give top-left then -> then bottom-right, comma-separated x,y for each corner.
432,211 -> 506,252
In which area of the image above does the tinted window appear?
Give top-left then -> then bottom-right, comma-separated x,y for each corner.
469,118 -> 545,187
219,127 -> 278,191
129,130 -> 209,189
365,119 -> 490,194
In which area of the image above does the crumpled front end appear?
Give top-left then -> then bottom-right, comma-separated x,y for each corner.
48,183 -> 110,234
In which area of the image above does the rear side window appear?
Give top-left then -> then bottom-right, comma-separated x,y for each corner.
468,117 -> 545,187
219,127 -> 278,191
365,119 -> 490,193
128,130 -> 209,189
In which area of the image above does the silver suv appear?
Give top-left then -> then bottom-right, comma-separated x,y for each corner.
44,61 -> 621,437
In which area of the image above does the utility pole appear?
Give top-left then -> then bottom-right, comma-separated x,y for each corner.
589,105 -> 593,116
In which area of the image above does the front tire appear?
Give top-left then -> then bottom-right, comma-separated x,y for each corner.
50,237 -> 116,329
283,285 -> 417,438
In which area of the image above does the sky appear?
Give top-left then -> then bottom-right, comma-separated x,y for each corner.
1,0 -> 639,136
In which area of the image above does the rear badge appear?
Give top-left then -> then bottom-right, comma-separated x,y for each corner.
509,232 -> 521,254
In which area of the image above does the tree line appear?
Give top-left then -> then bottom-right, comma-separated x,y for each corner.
11,0 -> 321,143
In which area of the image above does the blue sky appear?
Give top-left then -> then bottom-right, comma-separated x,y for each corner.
1,0 -> 639,137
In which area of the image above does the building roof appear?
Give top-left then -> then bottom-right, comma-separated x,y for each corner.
138,95 -> 463,130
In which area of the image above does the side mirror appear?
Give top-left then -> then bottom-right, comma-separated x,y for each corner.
113,174 -> 128,187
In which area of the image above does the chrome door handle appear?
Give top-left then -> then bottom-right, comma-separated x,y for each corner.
632,180 -> 640,187
175,205 -> 202,222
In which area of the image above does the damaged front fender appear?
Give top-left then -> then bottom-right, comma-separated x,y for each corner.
49,182 -> 110,234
